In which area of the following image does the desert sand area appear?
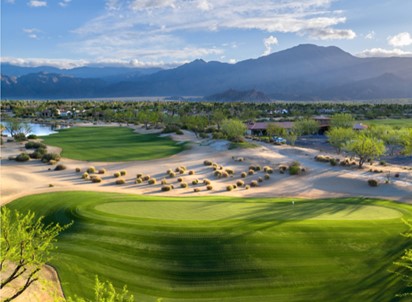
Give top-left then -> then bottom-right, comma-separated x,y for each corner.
1,125 -> 411,205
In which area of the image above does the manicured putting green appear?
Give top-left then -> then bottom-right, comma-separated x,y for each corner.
95,201 -> 402,221
8,192 -> 412,302
42,127 -> 185,161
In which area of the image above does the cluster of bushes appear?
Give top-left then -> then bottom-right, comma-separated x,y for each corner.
54,164 -> 67,171
161,185 -> 174,191
368,179 -> 378,187
370,169 -> 384,173
315,155 -> 357,167
288,161 -> 302,175
41,153 -> 61,164
15,152 -> 30,162
115,179 -> 126,185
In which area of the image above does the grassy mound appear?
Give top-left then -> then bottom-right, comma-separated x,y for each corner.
42,127 -> 186,162
7,192 -> 411,302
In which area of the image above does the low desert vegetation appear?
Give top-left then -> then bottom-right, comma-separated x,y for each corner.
113,172 -> 121,178
368,179 -> 379,187
75,167 -> 81,173
180,182 -> 188,188
115,179 -> 126,185
120,170 -> 127,176
54,164 -> 67,171
98,168 -> 106,174
87,166 -> 97,174
41,153 -> 61,164
15,152 -> 30,162
148,178 -> 157,185
91,176 -> 102,183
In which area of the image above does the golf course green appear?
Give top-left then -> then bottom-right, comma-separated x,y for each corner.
42,127 -> 185,161
7,192 -> 412,301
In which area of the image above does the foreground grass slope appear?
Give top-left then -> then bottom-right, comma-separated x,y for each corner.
8,192 -> 412,302
42,127 -> 185,161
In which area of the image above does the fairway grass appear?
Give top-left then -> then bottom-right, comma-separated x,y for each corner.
359,118 -> 412,128
42,127 -> 185,161
8,192 -> 412,302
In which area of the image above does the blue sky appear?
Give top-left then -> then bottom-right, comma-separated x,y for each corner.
1,0 -> 412,69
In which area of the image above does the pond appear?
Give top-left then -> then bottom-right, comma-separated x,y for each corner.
2,123 -> 70,137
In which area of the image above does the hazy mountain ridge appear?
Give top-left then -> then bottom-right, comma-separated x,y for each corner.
2,44 -> 412,100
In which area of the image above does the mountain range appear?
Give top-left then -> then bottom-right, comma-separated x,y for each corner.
2,44 -> 412,100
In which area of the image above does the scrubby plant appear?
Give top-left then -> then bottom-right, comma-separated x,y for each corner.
249,165 -> 256,171
166,169 -> 173,174
203,179 -> 211,185
161,185 -> 173,191
192,179 -> 199,185
214,171 -> 222,177
161,179 -> 168,185
204,160 -> 213,166
27,134 -> 38,139
250,180 -> 259,187
180,182 -> 188,188
206,185 -> 213,190
25,141 -> 46,149
91,176 -> 102,183
113,172 -> 121,178
82,172 -> 89,179
241,172 -> 247,178
135,178 -> 143,184
315,155 -> 331,162
15,152 -> 30,162
226,185 -> 234,191
236,180 -> 245,187
136,173 -> 143,178
248,170 -> 255,175
225,168 -> 234,175
87,166 -> 97,174
258,177 -> 263,183
54,164 -> 67,171
264,174 -> 270,180
148,178 -> 157,185
120,170 -> 127,176
395,173 -> 400,178
142,175 -> 150,181
177,177 -> 183,182
368,179 -> 378,187
221,171 -> 229,178
49,184 -> 54,187
75,167 -> 81,172
169,172 -> 176,178
29,148 -> 47,159
330,158 -> 337,166
115,179 -> 126,185
193,188 -> 201,193
245,185 -> 250,190
49,160 -> 57,165
98,168 -> 106,174
289,161 -> 301,175
188,170 -> 195,175
41,153 -> 61,163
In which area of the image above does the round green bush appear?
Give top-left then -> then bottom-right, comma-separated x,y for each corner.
192,179 -> 199,185
188,170 -> 195,175
120,170 -> 127,176
241,172 -> 247,178
15,152 -> 30,162
226,185 -> 234,191
206,185 -> 213,190
142,175 -> 150,181
82,172 -> 89,179
289,165 -> 301,175
41,153 -> 61,163
27,134 -> 38,139
264,174 -> 270,180
87,166 -> 97,174
248,170 -> 255,175
169,172 -> 176,178
193,188 -> 201,193
161,179 -> 168,185
148,178 -> 157,185
135,178 -> 143,184
250,180 -> 259,187
180,182 -> 188,188
91,176 -> 102,183
137,173 -> 143,178
203,179 -> 211,185
245,185 -> 250,190
115,179 -> 126,185
177,177 -> 183,182
25,141 -> 46,149
258,177 -> 263,183
225,168 -> 234,175
204,160 -> 213,166
54,164 -> 67,171
161,185 -> 173,191
236,180 -> 244,187
75,167 -> 81,173
114,172 -> 121,178
98,168 -> 106,174
368,179 -> 378,187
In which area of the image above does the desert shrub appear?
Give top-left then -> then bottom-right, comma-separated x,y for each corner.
15,152 -> 30,162
136,173 -> 143,178
214,171 -> 222,177
27,134 -> 38,139
245,185 -> 250,190
203,179 -> 211,185
192,179 -> 199,185
120,170 -> 127,176
255,165 -> 261,171
249,165 -> 256,171
206,185 -> 213,190
25,141 -> 46,149
258,177 -> 263,183
29,150 -> 44,159
49,160 -> 57,165
91,176 -> 102,183
188,170 -> 195,175
379,160 -> 387,166
98,168 -> 106,174
166,169 -> 173,174
135,178 -> 143,184
395,173 -> 400,178
225,168 -> 234,175
367,179 -> 378,187
161,179 -> 168,185
87,166 -> 97,174
169,172 -> 176,178
142,175 -> 150,181
14,133 -> 27,142
330,158 -> 337,166
236,180 -> 244,187
180,182 -> 188,188
148,178 -> 157,185
226,185 -> 234,191
177,177 -> 183,182
115,179 -> 126,185
113,172 -> 121,178
221,171 -> 229,178
315,155 -> 330,162
264,174 -> 270,180
54,164 -> 67,171
193,188 -> 201,193
289,161 -> 301,175
161,185 -> 173,191
241,172 -> 247,178
82,172 -> 89,179
250,180 -> 259,187
204,160 -> 213,166
41,153 -> 61,163
75,167 -> 81,172
162,124 -> 181,134
279,165 -> 288,173
48,184 -> 54,187
248,170 -> 255,175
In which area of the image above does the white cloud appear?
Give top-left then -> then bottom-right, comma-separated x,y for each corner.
23,28 -> 41,39
129,0 -> 176,11
5,0 -> 16,4
365,31 -> 375,40
388,32 -> 412,47
306,28 -> 356,40
263,35 -> 278,55
59,0 -> 71,8
28,0 -> 47,7
357,48 -> 412,58
197,0 -> 212,11
228,59 -> 237,64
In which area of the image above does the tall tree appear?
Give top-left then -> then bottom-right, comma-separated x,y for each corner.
0,208 -> 70,302
221,119 -> 246,142
182,115 -> 208,138
330,113 -> 355,129
211,110 -> 226,130
326,127 -> 354,153
293,118 -> 319,136
266,123 -> 286,138
343,133 -> 386,168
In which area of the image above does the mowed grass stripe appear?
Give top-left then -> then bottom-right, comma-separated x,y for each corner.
7,192 -> 412,302
42,127 -> 185,161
